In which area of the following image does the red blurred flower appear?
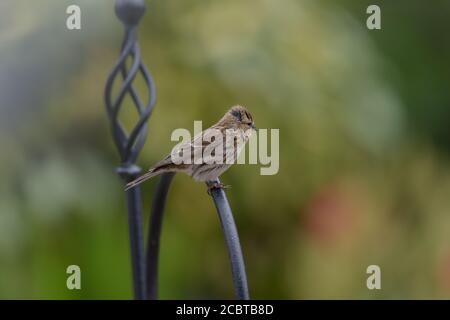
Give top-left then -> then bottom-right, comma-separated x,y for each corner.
438,251 -> 450,293
304,182 -> 359,247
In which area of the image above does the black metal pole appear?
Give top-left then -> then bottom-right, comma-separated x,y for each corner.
146,175 -> 250,300
123,175 -> 146,299
105,0 -> 156,300
146,172 -> 175,299
207,179 -> 250,300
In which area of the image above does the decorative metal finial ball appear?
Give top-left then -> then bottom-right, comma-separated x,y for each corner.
115,0 -> 146,26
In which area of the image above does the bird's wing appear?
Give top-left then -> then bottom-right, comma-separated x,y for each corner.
153,130 -> 210,170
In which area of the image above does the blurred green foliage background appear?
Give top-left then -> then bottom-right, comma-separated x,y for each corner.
1,0 -> 450,299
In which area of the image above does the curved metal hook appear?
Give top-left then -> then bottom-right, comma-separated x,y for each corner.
146,172 -> 175,299
146,175 -> 250,300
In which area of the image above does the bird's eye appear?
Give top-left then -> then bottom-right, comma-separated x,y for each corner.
231,110 -> 242,121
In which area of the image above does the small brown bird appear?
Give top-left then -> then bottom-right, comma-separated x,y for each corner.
125,105 -> 256,191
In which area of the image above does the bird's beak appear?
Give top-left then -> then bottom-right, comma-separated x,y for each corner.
251,123 -> 257,131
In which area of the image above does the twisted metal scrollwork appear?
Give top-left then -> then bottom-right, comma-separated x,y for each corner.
105,2 -> 156,169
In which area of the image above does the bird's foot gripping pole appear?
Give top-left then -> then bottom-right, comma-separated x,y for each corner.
207,181 -> 231,196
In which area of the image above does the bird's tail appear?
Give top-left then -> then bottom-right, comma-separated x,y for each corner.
124,169 -> 162,191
